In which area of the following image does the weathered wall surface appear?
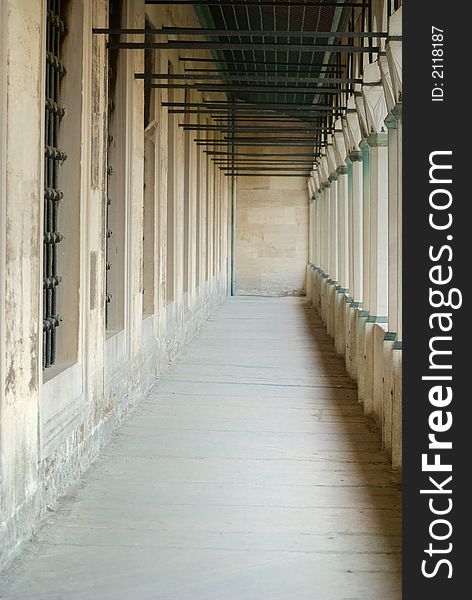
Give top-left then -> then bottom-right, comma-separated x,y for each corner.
0,0 -> 231,567
235,166 -> 308,296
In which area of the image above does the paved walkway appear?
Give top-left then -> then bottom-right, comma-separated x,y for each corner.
0,297 -> 401,600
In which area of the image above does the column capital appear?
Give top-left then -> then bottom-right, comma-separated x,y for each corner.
392,102 -> 402,120
384,112 -> 398,130
328,172 -> 338,182
337,165 -> 348,175
349,150 -> 363,162
366,132 -> 388,147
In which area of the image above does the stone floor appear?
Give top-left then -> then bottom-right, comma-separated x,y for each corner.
0,297 -> 402,600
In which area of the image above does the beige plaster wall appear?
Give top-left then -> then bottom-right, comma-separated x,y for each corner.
0,0 -> 231,567
235,170 -> 309,296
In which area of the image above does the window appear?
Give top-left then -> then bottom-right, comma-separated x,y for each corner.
105,0 -> 125,334
43,0 -> 82,370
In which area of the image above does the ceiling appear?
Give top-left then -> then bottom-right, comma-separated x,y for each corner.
195,1 -> 342,105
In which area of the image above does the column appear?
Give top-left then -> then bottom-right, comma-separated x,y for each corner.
367,133 -> 389,320
337,165 -> 349,292
360,139 -> 371,314
395,105 -> 402,345
329,174 -> 338,282
385,113 -> 398,334
308,198 -> 314,265
350,151 -> 363,305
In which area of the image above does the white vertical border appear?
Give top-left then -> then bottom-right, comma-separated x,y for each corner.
0,0 -> 8,486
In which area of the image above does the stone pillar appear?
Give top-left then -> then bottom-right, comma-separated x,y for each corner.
315,190 -> 322,269
308,198 -> 314,265
344,156 -> 354,373
327,172 -> 338,337
367,134 -> 389,320
392,104 -> 402,469
335,164 -> 349,355
350,152 -> 364,306
337,166 -> 349,294
365,133 -> 389,420
329,174 -> 338,283
348,150 -> 363,379
356,138 -> 371,404
320,181 -> 330,324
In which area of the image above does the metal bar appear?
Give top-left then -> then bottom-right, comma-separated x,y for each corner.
214,163 -> 317,166
197,141 -> 321,146
181,124 -> 330,131
221,137 -> 324,141
148,83 -> 347,94
161,27 -> 385,38
135,73 -> 362,84
180,57 -> 345,68
144,1 -> 367,6
205,152 -> 321,156
163,103 -> 339,112
108,41 -> 380,53
172,111 -> 334,118
224,173 -> 310,177
210,116 -> 336,121
94,27 -> 386,38
185,67 -> 341,73
368,0 -> 373,63
213,158 -> 317,161
162,101 -> 336,108
195,84 -> 344,95
220,166 -> 311,170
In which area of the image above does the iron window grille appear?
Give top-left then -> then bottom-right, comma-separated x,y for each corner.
105,0 -> 121,328
43,0 -> 67,369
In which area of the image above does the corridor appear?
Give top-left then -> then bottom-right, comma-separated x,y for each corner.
0,298 -> 401,600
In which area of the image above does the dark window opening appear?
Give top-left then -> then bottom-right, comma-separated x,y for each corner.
43,0 -> 68,369
105,0 -> 122,329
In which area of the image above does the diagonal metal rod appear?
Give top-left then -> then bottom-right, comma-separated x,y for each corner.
108,42 -> 380,53
94,27 -> 386,38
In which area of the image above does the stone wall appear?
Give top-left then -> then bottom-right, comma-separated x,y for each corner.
0,0 -> 231,567
235,160 -> 308,296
